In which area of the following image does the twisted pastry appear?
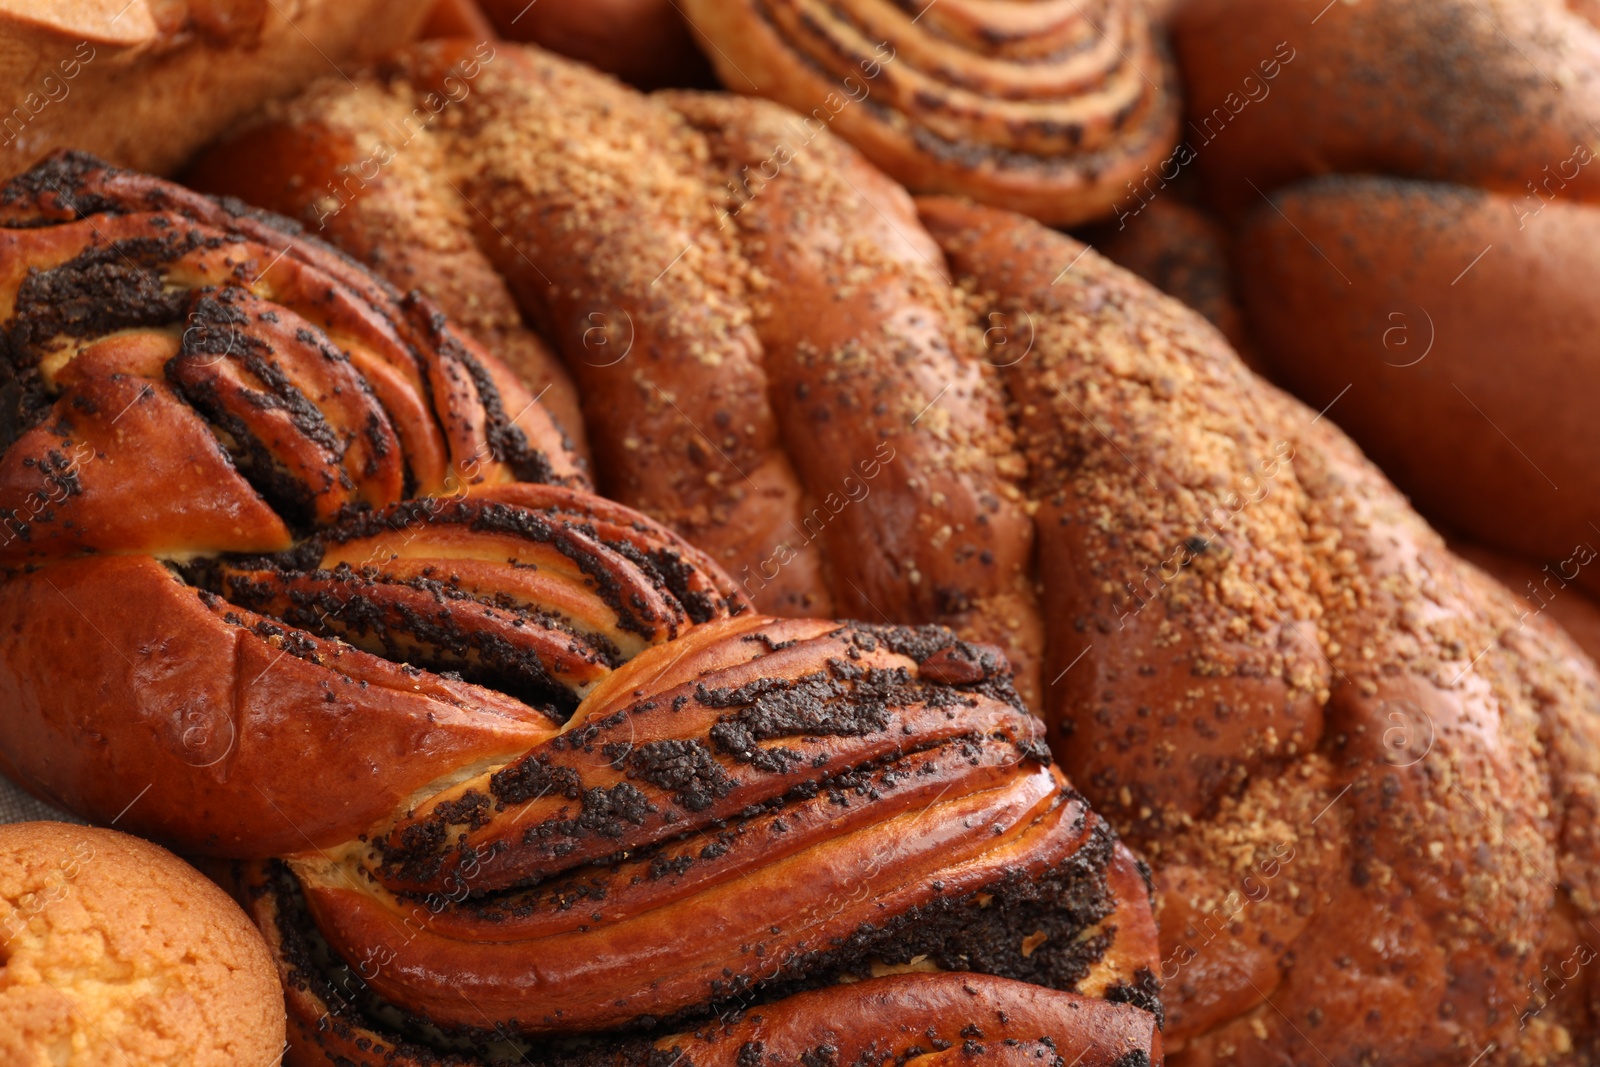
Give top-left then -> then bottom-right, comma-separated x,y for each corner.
919,197 -> 1600,1066
189,42 -> 1047,707
0,154 -> 1162,1066
673,0 -> 1182,225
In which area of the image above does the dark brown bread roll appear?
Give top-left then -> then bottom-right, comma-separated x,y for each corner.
1170,0 -> 1600,214
1234,175 -> 1600,600
477,0 -> 713,89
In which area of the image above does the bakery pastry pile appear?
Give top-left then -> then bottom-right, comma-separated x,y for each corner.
0,2 -> 1598,1066
0,153 -> 1160,1067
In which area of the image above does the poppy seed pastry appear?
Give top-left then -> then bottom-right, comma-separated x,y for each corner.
0,822 -> 284,1067
187,42 -> 1051,708
0,152 -> 1163,1067
673,0 -> 1183,225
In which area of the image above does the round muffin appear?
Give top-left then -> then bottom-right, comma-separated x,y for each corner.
0,822 -> 284,1067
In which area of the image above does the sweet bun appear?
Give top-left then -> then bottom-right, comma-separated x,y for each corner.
0,0 -> 433,177
675,0 -> 1182,224
1170,0 -> 1600,214
1235,175 -> 1600,597
0,822 -> 284,1067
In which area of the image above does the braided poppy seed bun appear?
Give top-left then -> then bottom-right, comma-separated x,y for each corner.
0,150 -> 600,854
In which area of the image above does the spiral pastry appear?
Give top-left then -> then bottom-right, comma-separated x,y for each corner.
0,154 -> 1162,1066
674,0 -> 1182,225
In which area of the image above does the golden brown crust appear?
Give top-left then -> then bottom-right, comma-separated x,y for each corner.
0,0 -> 434,177
189,41 -> 1050,683
1234,176 -> 1600,601
1170,0 -> 1600,215
675,0 -> 1182,225
919,195 -> 1600,1066
664,90 -> 1045,706
0,153 -> 1160,1065
0,822 -> 284,1067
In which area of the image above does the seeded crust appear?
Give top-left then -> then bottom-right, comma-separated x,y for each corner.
0,153 -> 1161,1065
920,196 -> 1600,1067
189,43 -> 1053,702
0,823 -> 284,1067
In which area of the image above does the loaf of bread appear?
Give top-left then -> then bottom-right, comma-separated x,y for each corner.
1235,176 -> 1600,600
1170,0 -> 1600,214
0,152 -> 1162,1067
921,194 -> 1600,1063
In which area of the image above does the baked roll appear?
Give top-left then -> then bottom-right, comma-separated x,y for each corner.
1234,175 -> 1600,601
920,196 -> 1600,1066
0,0 -> 434,178
672,0 -> 1182,225
0,822 -> 285,1067
1170,0 -> 1600,214
0,152 -> 1162,1067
